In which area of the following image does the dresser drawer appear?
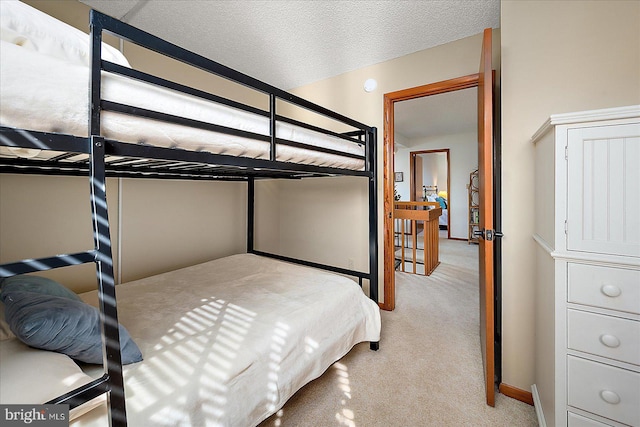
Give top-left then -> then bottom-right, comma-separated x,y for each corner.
568,412 -> 614,426
568,309 -> 640,366
568,264 -> 640,315
568,356 -> 640,426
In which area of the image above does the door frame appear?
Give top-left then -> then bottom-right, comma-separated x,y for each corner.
382,74 -> 479,311
409,148 -> 451,239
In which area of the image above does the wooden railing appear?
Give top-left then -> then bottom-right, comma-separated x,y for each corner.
394,201 -> 441,275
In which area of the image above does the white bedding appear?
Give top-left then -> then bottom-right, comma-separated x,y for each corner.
439,208 -> 448,227
72,254 -> 380,427
0,5 -> 365,171
0,41 -> 365,170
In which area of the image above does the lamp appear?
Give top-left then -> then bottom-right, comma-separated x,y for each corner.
438,190 -> 447,200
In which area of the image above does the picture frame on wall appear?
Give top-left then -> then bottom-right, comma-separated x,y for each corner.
394,172 -> 403,182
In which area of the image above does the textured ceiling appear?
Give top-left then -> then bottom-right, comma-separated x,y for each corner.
80,0 -> 499,90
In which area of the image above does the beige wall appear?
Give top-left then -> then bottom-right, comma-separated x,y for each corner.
0,175 -> 118,293
269,176 -> 370,272
0,173 -> 248,293
501,0 -> 640,391
118,179 -> 247,283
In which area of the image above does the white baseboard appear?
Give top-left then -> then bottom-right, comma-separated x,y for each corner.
531,384 -> 547,427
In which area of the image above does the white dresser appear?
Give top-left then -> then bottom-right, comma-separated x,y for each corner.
532,106 -> 640,427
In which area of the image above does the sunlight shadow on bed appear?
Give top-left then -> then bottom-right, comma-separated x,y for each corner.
122,296 -> 258,425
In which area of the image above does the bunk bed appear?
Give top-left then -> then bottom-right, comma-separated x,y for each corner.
0,3 -> 380,426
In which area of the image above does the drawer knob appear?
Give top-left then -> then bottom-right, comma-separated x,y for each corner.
601,284 -> 622,298
600,390 -> 621,405
599,334 -> 621,348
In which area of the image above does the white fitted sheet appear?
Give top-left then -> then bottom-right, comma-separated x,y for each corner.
439,208 -> 448,227
0,40 -> 365,170
73,254 -> 380,427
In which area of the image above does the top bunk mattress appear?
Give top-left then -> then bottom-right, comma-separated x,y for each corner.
0,2 -> 366,171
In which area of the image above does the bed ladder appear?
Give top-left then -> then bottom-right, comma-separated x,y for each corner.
0,136 -> 127,426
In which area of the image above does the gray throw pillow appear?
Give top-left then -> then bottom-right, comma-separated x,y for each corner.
2,290 -> 142,365
0,275 -> 81,301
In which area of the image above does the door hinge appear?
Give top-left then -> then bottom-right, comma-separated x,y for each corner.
565,145 -> 568,160
564,220 -> 568,235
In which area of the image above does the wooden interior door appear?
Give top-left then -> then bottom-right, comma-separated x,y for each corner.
477,27 -> 495,407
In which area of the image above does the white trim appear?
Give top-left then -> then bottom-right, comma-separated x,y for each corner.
531,384 -> 547,427
534,234 -> 640,269
549,250 -> 640,269
533,233 -> 554,254
531,104 -> 640,143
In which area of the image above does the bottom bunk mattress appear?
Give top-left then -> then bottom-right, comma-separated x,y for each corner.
73,253 -> 381,427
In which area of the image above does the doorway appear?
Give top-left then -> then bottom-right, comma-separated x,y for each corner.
409,149 -> 450,239
383,73 -> 480,310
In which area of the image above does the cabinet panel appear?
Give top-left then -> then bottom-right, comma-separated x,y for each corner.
567,124 -> 640,257
568,356 -> 640,426
568,263 -> 640,315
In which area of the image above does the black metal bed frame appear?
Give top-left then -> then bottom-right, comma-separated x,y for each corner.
0,10 -> 378,427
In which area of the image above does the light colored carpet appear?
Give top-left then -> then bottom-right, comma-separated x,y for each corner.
260,237 -> 538,427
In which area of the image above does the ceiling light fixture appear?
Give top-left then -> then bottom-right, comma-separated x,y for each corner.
363,78 -> 377,93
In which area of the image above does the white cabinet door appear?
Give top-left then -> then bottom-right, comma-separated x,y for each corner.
567,123 -> 640,257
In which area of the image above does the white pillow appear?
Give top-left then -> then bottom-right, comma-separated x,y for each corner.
0,338 -> 105,421
0,302 -> 16,340
0,0 -> 130,68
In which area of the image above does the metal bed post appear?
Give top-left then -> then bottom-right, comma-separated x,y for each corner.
269,94 -> 277,161
367,127 -> 379,351
89,14 -> 127,427
247,177 -> 255,253
89,136 -> 127,427
367,127 -> 378,303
